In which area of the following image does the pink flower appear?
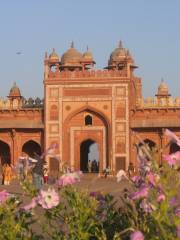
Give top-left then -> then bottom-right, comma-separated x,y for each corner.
23,197 -> 38,211
157,193 -> 166,202
131,185 -> 149,200
175,208 -> 180,217
131,175 -> 143,187
163,151 -> 180,166
130,230 -> 144,240
56,171 -> 82,187
163,154 -> 176,166
164,129 -> 180,146
0,190 -> 10,204
37,188 -> 60,209
40,143 -> 59,159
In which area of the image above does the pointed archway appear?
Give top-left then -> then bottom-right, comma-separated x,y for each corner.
80,139 -> 99,172
22,140 -> 41,158
0,140 -> 11,165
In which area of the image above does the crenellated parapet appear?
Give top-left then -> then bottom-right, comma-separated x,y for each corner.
0,97 -> 44,110
136,96 -> 180,108
47,69 -> 128,79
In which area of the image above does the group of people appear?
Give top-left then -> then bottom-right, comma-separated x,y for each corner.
0,152 -> 49,189
87,160 -> 99,172
1,153 -> 136,187
17,153 -> 49,189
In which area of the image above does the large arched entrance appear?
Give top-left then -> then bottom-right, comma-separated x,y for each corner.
22,140 -> 41,158
64,107 -> 109,172
0,140 -> 11,165
80,139 -> 99,172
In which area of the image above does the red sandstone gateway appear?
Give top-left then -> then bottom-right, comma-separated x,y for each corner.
0,42 -> 180,175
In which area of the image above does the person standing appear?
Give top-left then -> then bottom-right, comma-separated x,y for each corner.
3,163 -> 12,185
104,166 -> 110,178
32,153 -> 45,190
43,168 -> 48,184
128,162 -> 135,178
88,160 -> 92,173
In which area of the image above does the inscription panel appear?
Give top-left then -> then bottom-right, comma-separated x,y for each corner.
63,88 -> 112,97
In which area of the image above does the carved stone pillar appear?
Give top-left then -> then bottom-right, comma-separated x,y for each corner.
159,128 -> 165,165
10,129 -> 16,165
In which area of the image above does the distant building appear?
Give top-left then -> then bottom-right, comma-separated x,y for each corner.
0,42 -> 180,174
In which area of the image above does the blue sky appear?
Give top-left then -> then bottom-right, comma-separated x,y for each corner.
0,0 -> 179,98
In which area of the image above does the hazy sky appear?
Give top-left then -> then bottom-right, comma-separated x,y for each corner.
0,0 -> 179,99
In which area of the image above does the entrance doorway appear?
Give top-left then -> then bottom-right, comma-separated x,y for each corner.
80,139 -> 99,172
0,140 -> 11,165
22,140 -> 41,158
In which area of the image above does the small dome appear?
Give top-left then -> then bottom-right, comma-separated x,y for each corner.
9,82 -> 21,97
82,46 -> 94,62
61,42 -> 82,66
157,79 -> 169,95
49,48 -> 59,61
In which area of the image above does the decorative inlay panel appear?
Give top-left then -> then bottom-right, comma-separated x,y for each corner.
116,87 -> 126,97
50,124 -> 59,133
49,88 -> 59,98
116,123 -> 126,133
116,100 -> 126,119
116,136 -> 126,153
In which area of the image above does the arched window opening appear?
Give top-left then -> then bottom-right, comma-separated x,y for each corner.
22,140 -> 41,158
0,140 -> 11,165
50,65 -> 57,73
85,115 -> 92,125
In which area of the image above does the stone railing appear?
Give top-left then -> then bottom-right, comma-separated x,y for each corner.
136,97 -> 180,108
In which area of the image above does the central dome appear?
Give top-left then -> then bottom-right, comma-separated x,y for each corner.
61,42 -> 82,66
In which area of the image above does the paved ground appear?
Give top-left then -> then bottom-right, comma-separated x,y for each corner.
0,173 -> 131,199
